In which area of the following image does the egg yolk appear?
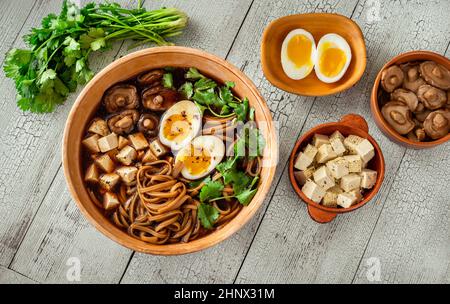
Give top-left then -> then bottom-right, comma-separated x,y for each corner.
318,42 -> 347,77
180,145 -> 211,175
287,34 -> 313,68
162,113 -> 192,142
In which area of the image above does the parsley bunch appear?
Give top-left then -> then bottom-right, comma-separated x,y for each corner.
3,1 -> 188,113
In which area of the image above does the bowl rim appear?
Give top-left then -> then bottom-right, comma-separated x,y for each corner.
370,50 -> 450,148
62,46 -> 278,255
261,12 -> 367,97
288,118 -> 385,214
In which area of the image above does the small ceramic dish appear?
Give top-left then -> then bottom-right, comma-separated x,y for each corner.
371,50 -> 450,149
288,114 -> 385,223
261,13 -> 366,96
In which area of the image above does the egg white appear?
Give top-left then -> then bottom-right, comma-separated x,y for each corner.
281,29 -> 317,80
314,33 -> 352,83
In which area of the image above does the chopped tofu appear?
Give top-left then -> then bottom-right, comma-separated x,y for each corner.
340,174 -> 362,192
316,144 -> 337,163
116,166 -> 138,185
343,155 -> 362,173
99,173 -> 120,191
294,166 -> 315,186
329,131 -> 347,156
313,166 -> 335,190
98,133 -> 118,153
142,149 -> 158,163
116,145 -> 137,165
312,134 -> 330,148
348,189 -> 363,203
294,144 -> 317,170
149,139 -> 169,158
94,154 -> 115,173
103,192 -> 120,211
117,136 -> 129,150
337,190 -> 363,208
326,157 -> 349,179
302,180 -> 326,203
328,185 -> 344,194
323,191 -> 338,207
129,132 -> 149,151
344,135 -> 364,154
355,139 -> 375,164
82,134 -> 100,153
84,163 -> 99,184
360,169 -> 377,189
88,118 -> 110,136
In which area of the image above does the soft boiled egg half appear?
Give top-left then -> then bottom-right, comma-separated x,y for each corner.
281,30 -> 351,83
159,100 -> 202,151
175,135 -> 225,180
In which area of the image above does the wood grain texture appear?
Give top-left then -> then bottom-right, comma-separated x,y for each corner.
0,266 -> 36,284
121,0 -> 360,284
235,0 -> 450,283
8,0 -> 255,283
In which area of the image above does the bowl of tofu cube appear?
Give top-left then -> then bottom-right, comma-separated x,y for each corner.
289,114 -> 385,223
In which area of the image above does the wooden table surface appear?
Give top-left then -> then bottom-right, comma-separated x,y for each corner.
0,0 -> 449,284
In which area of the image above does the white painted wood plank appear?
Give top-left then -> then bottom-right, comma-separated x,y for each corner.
9,0 -> 255,283
0,266 -> 36,284
235,0 -> 450,283
121,0 -> 360,284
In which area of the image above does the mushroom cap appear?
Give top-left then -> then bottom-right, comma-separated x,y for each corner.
381,65 -> 404,93
103,84 -> 139,113
416,84 -> 447,110
402,65 -> 426,93
137,113 -> 160,137
142,86 -> 179,111
391,88 -> 419,111
381,101 -> 415,135
137,69 -> 164,87
419,61 -> 450,90
423,110 -> 450,139
107,109 -> 140,135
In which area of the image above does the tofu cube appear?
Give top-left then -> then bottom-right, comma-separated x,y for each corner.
294,166 -> 315,186
94,154 -> 115,173
149,139 -> 169,158
88,118 -> 110,136
323,191 -> 338,207
328,185 -> 344,194
116,145 -> 137,166
360,169 -> 377,189
116,166 -> 138,185
103,192 -> 120,211
326,157 -> 349,179
316,144 -> 337,163
329,131 -> 347,156
118,136 -> 129,149
355,139 -> 375,164
302,180 -> 326,203
344,135 -> 364,154
84,163 -> 99,184
142,149 -> 158,163
294,144 -> 317,170
82,134 -> 100,153
129,132 -> 149,151
343,155 -> 362,173
313,166 -> 335,190
340,174 -> 361,192
99,173 -> 120,191
337,193 -> 358,208
348,189 -> 363,203
312,134 -> 330,148
98,133 -> 118,153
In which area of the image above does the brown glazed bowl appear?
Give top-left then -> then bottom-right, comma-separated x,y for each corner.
289,114 -> 385,223
371,50 -> 450,148
261,13 -> 366,96
63,46 -> 277,255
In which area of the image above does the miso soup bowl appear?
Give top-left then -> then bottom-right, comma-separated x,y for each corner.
63,46 -> 278,255
288,114 -> 385,223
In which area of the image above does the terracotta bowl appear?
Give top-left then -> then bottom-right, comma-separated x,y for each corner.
288,114 -> 385,223
371,50 -> 450,149
63,46 -> 278,255
261,13 -> 366,96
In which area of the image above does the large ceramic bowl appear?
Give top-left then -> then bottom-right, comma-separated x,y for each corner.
63,46 -> 277,255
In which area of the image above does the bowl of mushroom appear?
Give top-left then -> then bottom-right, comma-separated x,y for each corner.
371,51 -> 450,148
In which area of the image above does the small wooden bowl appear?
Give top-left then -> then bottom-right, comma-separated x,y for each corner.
261,13 -> 366,96
63,46 -> 277,255
288,114 -> 385,223
371,50 -> 450,148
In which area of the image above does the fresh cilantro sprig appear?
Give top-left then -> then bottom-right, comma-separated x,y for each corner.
3,0 -> 188,113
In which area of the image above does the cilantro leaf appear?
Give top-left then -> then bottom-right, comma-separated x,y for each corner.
229,97 -> 249,122
194,78 -> 217,91
185,67 -> 205,80
162,73 -> 173,89
179,82 -> 193,99
198,203 -> 219,229
199,180 -> 224,203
